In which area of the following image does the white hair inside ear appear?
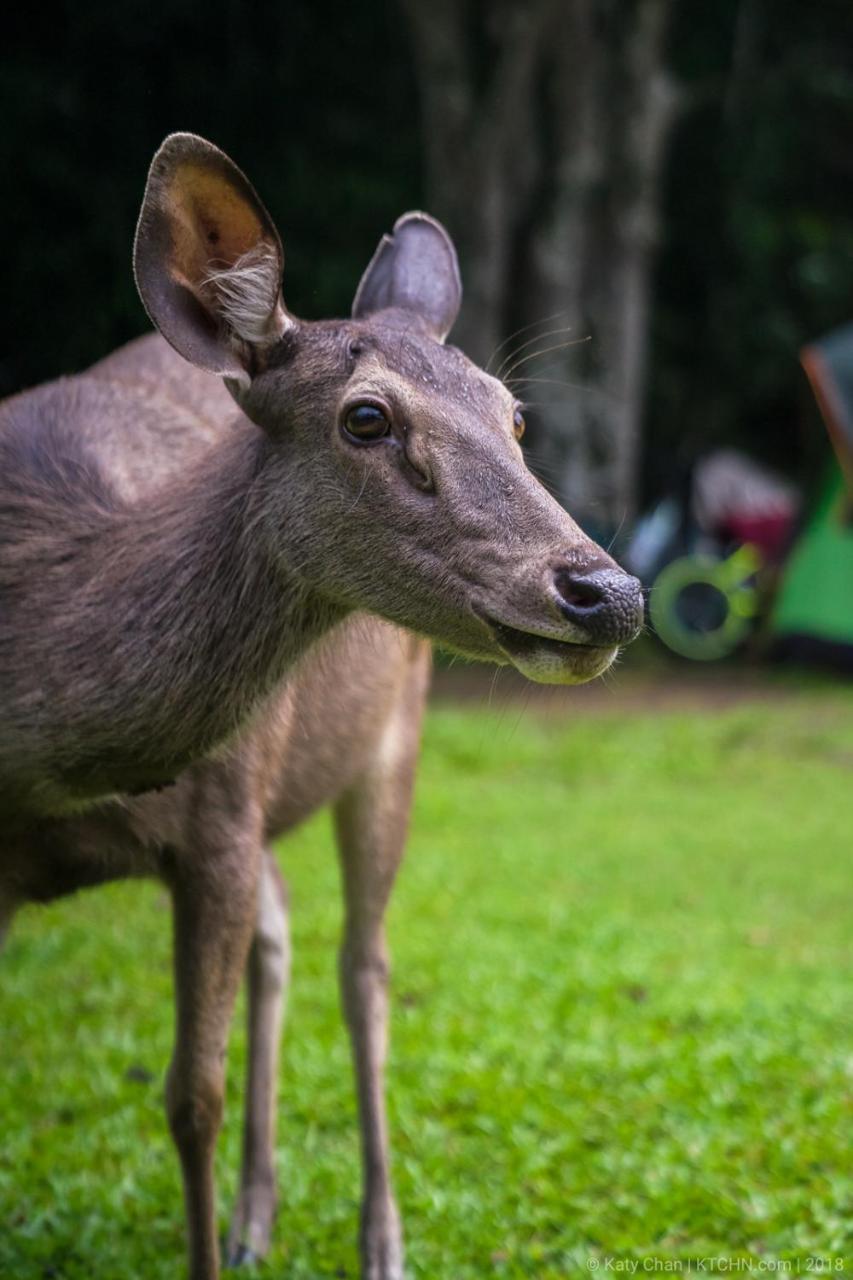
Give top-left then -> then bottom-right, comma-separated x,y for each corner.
203,246 -> 290,346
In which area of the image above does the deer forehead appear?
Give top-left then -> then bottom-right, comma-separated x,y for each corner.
344,352 -> 513,426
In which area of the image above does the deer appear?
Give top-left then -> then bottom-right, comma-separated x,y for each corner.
0,134 -> 644,1279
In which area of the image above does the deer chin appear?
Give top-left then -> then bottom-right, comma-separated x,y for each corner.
485,619 -> 618,685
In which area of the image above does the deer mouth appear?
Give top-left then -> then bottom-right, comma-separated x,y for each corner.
483,617 -> 618,685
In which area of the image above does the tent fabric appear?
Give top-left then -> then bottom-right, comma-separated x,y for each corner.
772,469 -> 853,660
772,324 -> 853,671
801,323 -> 853,494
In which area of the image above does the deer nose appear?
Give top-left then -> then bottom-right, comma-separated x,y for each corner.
553,566 -> 644,645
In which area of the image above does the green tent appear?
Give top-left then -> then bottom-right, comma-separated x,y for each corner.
772,470 -> 853,669
772,325 -> 853,670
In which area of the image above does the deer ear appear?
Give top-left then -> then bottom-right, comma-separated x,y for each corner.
352,212 -> 462,342
133,133 -> 292,387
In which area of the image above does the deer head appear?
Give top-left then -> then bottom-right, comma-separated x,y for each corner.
134,133 -> 643,685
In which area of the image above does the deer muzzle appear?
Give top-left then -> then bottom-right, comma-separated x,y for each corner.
552,566 -> 644,646
478,562 -> 644,685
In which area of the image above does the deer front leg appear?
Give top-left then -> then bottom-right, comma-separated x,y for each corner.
334,756 -> 417,1280
167,841 -> 260,1280
227,851 -> 291,1267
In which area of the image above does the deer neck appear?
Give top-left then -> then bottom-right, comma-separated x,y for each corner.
56,424 -> 343,801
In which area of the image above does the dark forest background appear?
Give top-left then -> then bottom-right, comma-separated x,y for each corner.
2,0 -> 852,531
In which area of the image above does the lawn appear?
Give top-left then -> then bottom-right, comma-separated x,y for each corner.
1,675 -> 852,1277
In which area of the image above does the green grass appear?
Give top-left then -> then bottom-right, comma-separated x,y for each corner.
2,682 -> 853,1276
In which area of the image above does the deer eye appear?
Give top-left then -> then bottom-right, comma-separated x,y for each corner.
342,403 -> 391,444
513,408 -> 526,441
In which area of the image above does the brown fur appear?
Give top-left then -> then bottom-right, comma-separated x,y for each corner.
0,134 -> 643,1280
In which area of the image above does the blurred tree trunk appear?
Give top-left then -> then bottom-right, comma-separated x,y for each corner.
399,0 -> 677,532
399,0 -> 554,363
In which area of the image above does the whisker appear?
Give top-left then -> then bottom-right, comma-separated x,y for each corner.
495,324 -> 577,380
507,373 -> 622,408
506,375 -> 589,393
485,311 -> 567,374
606,509 -> 628,553
487,663 -> 501,712
524,460 -> 570,494
345,470 -> 370,514
511,400 -> 554,409
527,458 -> 566,480
506,684 -> 534,743
501,335 -> 592,382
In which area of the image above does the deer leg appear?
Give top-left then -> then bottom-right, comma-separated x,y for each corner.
334,756 -> 416,1280
166,841 -> 260,1280
226,851 -> 291,1266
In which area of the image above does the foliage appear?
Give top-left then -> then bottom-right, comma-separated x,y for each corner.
0,0 -> 419,397
2,689 -> 852,1276
2,2 -> 852,506
652,0 -> 853,494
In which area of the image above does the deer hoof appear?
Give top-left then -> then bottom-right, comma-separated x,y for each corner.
361,1198 -> 405,1280
226,1183 -> 276,1267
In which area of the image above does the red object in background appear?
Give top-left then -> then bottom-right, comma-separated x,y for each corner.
720,512 -> 797,563
691,449 -> 800,563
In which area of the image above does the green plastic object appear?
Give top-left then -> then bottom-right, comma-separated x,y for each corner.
650,544 -> 762,661
772,471 -> 853,647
